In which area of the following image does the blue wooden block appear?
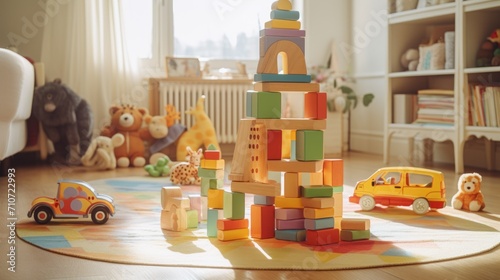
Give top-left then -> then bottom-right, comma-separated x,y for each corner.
270,10 -> 300,21
207,209 -> 219,237
254,195 -> 275,205
304,217 -> 334,230
275,229 -> 306,242
254,73 -> 311,83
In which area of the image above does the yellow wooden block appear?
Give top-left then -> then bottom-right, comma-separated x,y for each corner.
217,228 -> 249,241
335,217 -> 342,229
302,197 -> 335,209
341,218 -> 370,231
201,159 -> 225,170
303,207 -> 334,219
275,196 -> 303,209
265,19 -> 300,30
284,172 -> 301,198
161,186 -> 182,209
231,181 -> 281,197
208,189 -> 225,209
271,0 -> 292,11
333,192 -> 343,216
282,130 -> 291,159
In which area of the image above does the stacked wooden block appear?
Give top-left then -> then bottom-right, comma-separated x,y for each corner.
340,218 -> 371,242
160,186 -> 198,231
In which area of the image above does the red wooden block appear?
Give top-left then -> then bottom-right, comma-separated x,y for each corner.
217,219 -> 249,231
305,228 -> 340,246
267,130 -> 282,160
251,205 -> 275,239
204,150 -> 222,160
323,159 -> 344,186
304,92 -> 327,120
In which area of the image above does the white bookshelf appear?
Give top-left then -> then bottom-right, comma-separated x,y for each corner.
384,0 -> 500,173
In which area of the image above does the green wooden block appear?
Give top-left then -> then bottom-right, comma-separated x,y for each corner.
254,73 -> 311,83
270,10 -> 300,21
207,209 -> 219,237
296,130 -> 324,161
198,167 -> 224,179
341,229 -> 371,241
223,191 -> 245,219
275,229 -> 306,242
201,182 -> 209,197
301,185 -> 334,198
186,209 -> 198,228
332,186 -> 344,193
304,217 -> 334,230
251,91 -> 281,119
201,177 -> 223,189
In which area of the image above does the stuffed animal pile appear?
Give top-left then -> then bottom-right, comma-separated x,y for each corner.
476,29 -> 500,67
452,172 -> 486,212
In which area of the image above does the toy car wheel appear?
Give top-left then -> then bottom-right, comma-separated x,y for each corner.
34,207 -> 53,224
359,196 -> 375,211
91,207 -> 109,224
412,198 -> 430,215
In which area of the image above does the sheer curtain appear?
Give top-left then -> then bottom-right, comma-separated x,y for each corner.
40,0 -> 145,135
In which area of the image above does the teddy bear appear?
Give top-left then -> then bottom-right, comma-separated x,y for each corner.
81,134 -> 125,170
401,48 -> 419,71
101,104 -> 148,167
452,172 -> 485,212
32,79 -> 93,165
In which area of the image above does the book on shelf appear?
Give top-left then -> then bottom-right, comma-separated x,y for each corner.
393,93 -> 417,124
414,89 -> 455,125
467,84 -> 500,128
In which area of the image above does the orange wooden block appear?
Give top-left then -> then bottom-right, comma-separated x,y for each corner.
305,228 -> 340,246
303,207 -> 334,219
284,172 -> 301,198
217,228 -> 249,241
268,159 -> 323,173
341,218 -> 371,231
267,130 -> 282,160
208,189 -> 224,209
333,192 -> 343,217
275,196 -> 303,209
302,197 -> 335,209
323,159 -> 344,186
304,92 -> 327,120
300,172 -> 323,186
217,219 -> 249,231
251,205 -> 275,239
204,150 -> 221,160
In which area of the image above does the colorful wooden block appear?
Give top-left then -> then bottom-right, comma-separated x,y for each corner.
198,168 -> 224,179
186,209 -> 198,228
189,194 -> 201,221
254,74 -> 311,83
281,129 -> 292,159
260,36 -> 305,55
251,91 -> 281,119
251,205 -> 275,239
323,159 -> 344,186
204,149 -> 221,160
303,207 -> 334,219
249,123 -> 268,183
332,186 -> 344,193
223,191 -> 245,219
341,229 -> 371,241
306,228 -> 340,246
284,172 -> 301,198
296,130 -> 324,161
270,9 -> 300,20
161,186 -> 182,209
228,119 -> 254,182
275,229 -> 306,242
217,218 -> 249,231
254,195 -> 275,205
254,82 -> 319,93
217,228 -> 249,241
267,159 -> 323,173
165,197 -> 190,211
260,28 -> 305,37
208,189 -> 224,209
291,140 -> 296,160
231,181 -> 281,197
201,159 -> 225,170
304,92 -> 327,120
160,205 -> 187,232
333,192 -> 343,217
274,196 -> 303,209
201,180 -> 209,197
304,217 -> 334,230
201,177 -> 224,190
300,172 -> 324,186
255,119 -> 326,130
271,0 -> 292,11
267,130 -> 282,160
275,208 -> 304,220
341,218 -> 371,231
302,197 -> 335,209
207,209 -> 220,237
301,185 -> 334,198
276,218 -> 305,230
265,19 -> 300,30
201,196 -> 208,221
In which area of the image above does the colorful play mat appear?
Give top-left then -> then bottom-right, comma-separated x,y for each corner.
16,177 -> 500,270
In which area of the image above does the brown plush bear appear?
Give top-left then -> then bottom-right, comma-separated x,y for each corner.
101,104 -> 147,167
452,172 -> 485,212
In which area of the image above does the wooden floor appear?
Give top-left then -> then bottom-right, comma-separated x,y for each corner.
1,152 -> 499,279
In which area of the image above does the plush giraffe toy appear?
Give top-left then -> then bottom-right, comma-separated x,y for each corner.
170,146 -> 202,185
176,96 -> 220,160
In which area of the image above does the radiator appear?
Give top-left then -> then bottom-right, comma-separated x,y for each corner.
157,80 -> 253,144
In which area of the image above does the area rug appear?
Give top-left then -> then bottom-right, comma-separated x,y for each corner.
17,177 -> 500,270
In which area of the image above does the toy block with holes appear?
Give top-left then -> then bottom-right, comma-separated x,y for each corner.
251,204 -> 275,239
304,92 -> 327,120
223,191 -> 245,219
267,130 -> 282,160
306,228 -> 340,246
296,130 -> 324,161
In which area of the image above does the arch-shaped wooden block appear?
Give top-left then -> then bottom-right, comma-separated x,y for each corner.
257,40 -> 307,75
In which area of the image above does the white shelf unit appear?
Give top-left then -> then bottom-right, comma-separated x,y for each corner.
384,0 -> 500,173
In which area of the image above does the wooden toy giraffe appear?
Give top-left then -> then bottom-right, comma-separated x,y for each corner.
170,147 -> 202,185
176,96 -> 221,161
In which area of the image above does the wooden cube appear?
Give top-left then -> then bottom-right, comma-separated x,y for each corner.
217,219 -> 249,231
201,177 -> 224,190
186,209 -> 198,228
217,228 -> 249,241
267,130 -> 282,160
296,130 -> 324,161
323,159 -> 344,186
204,149 -> 221,160
223,191 -> 245,219
208,189 -> 224,209
304,92 -> 327,120
161,186 -> 182,209
201,159 -> 225,170
284,172 -> 301,198
251,91 -> 281,119
306,228 -> 340,246
275,196 -> 303,209
251,205 -> 275,239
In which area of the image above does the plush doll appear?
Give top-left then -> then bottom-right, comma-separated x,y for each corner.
32,79 -> 93,165
170,147 -> 202,185
81,134 -> 125,170
400,48 -> 419,71
144,156 -> 171,177
452,172 -> 485,212
101,104 -> 148,167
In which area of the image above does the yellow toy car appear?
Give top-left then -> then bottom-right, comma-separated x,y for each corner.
349,167 -> 446,214
27,179 -> 115,224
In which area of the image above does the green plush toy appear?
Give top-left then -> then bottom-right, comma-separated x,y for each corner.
145,156 -> 171,177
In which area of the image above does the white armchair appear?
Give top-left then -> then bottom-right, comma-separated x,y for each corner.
0,48 -> 35,161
